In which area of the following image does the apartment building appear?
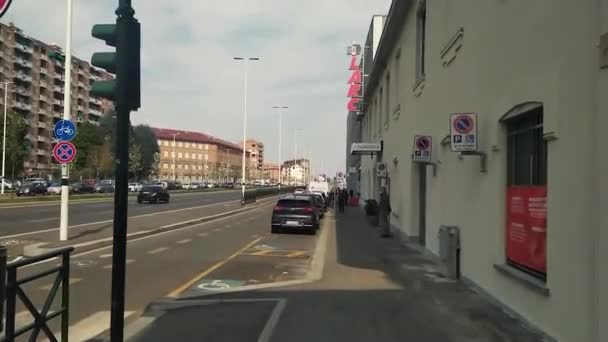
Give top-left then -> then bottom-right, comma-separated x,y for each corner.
0,22 -> 113,176
261,163 -> 280,183
241,139 -> 264,180
351,1 -> 606,341
281,158 -> 310,185
153,128 -> 249,183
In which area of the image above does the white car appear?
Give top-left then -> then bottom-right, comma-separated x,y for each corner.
47,182 -> 73,195
128,182 -> 143,192
0,178 -> 13,190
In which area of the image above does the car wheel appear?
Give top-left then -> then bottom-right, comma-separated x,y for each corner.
165,197 -> 170,203
271,226 -> 280,234
307,227 -> 317,235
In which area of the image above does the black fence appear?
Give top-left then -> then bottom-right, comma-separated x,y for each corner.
240,186 -> 301,205
1,247 -> 74,342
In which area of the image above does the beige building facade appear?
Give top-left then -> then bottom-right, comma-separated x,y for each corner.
0,22 -> 113,176
153,128 -> 248,183
355,1 -> 607,341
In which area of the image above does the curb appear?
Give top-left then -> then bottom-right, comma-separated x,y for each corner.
23,197 -> 279,258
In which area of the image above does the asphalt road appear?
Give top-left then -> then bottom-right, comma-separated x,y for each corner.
1,204 -> 320,341
0,190 -> 241,237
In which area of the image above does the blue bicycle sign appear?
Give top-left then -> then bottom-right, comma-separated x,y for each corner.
53,119 -> 77,141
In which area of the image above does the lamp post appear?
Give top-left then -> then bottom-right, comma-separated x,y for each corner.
272,106 -> 288,189
234,57 -> 259,198
1,82 -> 12,195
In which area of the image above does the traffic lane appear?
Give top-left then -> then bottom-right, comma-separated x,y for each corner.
0,190 -> 241,236
178,210 -> 321,297
10,202 -> 275,339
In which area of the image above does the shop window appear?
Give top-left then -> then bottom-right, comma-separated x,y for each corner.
504,104 -> 547,280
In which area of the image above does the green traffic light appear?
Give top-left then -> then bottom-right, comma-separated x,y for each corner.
92,24 -> 118,47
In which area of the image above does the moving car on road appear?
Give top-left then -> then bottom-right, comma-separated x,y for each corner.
128,182 -> 143,192
137,185 -> 170,204
16,182 -> 48,196
271,194 -> 320,235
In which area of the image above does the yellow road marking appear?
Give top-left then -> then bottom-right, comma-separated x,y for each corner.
285,251 -> 308,258
240,249 -> 310,259
250,250 -> 274,256
166,237 -> 263,298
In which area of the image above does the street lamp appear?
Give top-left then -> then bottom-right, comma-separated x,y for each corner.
272,106 -> 288,189
234,57 -> 260,198
293,129 -> 302,185
1,82 -> 12,195
171,133 -> 179,180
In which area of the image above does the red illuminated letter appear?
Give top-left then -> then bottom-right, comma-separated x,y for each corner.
347,83 -> 361,97
347,97 -> 360,112
349,56 -> 359,70
347,70 -> 361,84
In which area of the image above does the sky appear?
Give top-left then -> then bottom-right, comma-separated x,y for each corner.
1,0 -> 391,177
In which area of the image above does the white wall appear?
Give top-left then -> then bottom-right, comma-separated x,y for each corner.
359,0 -> 601,340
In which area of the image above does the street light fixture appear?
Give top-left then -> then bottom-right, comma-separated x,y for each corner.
1,81 -> 12,195
234,57 -> 260,197
272,106 -> 288,188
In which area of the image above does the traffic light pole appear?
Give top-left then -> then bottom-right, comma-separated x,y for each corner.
110,1 -> 135,341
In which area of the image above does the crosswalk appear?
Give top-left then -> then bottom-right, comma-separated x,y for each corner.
2,310 -> 135,341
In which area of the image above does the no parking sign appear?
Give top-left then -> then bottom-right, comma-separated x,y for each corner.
412,135 -> 432,162
450,113 -> 478,152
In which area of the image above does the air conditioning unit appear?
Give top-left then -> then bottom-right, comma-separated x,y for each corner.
376,162 -> 387,178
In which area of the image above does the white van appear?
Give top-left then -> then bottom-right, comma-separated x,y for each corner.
307,181 -> 329,196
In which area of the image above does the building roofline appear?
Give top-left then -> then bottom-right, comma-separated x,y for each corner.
363,0 -> 412,112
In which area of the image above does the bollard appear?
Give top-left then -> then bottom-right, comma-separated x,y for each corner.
0,245 -> 7,333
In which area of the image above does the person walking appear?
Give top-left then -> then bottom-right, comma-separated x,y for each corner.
338,188 -> 346,213
378,187 -> 392,237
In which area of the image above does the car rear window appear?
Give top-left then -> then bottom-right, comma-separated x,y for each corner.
142,186 -> 159,191
277,199 -> 311,208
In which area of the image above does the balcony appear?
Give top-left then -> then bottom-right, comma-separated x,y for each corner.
25,133 -> 32,140
88,120 -> 100,126
37,122 -> 47,129
37,163 -> 50,170
14,102 -> 31,111
36,149 -> 48,156
53,85 -> 63,93
14,72 -> 32,82
39,95 -> 48,102
89,97 -> 102,105
40,81 -> 48,88
77,105 -> 84,111
15,43 -> 33,54
53,112 -> 62,119
15,58 -> 33,68
15,87 -> 29,96
89,108 -> 102,117
54,71 -> 64,79
52,99 -> 62,106
40,68 -> 48,75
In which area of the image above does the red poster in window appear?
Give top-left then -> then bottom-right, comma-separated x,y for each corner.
506,186 -> 547,273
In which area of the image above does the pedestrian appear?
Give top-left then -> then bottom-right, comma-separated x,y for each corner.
378,187 -> 392,237
338,188 -> 346,213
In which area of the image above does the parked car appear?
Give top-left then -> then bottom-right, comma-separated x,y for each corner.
299,192 -> 326,218
16,183 -> 48,196
94,183 -> 115,193
99,179 -> 114,185
137,185 -> 170,204
271,194 -> 320,235
0,177 -> 13,190
128,182 -> 143,192
206,182 -> 215,189
175,181 -> 183,190
189,182 -> 201,190
47,182 -> 73,195
71,182 -> 95,194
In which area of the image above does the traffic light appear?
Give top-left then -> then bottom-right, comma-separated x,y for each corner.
90,15 -> 140,110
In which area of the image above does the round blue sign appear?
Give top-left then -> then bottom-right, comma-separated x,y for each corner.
54,120 -> 77,141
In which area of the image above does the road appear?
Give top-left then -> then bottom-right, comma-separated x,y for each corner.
1,200 -> 320,341
0,190 -> 241,237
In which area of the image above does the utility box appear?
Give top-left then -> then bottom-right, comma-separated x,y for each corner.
439,225 -> 460,280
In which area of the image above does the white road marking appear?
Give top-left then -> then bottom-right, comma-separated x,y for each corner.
103,259 -> 135,269
176,238 -> 192,245
54,310 -> 135,341
198,232 -> 209,237
26,217 -> 57,223
99,253 -> 112,259
257,299 -> 287,342
40,278 -> 81,290
213,228 -> 223,232
224,225 -> 232,228
147,247 -> 169,254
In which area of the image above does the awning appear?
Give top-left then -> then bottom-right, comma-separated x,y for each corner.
351,142 -> 382,155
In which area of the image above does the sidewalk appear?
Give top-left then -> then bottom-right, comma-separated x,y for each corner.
126,206 -> 547,342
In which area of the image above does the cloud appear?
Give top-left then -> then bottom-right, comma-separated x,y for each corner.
1,0 -> 392,176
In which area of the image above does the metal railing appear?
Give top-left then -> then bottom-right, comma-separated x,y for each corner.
0,247 -> 74,342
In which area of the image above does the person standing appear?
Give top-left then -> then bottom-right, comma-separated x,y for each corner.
378,187 -> 392,237
338,188 -> 346,212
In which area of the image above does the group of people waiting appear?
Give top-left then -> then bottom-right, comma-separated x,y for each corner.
327,186 -> 392,238
327,188 -> 360,213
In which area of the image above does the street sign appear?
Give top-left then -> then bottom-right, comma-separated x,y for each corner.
53,141 -> 77,164
0,0 -> 14,18
54,119 -> 77,141
413,135 -> 433,162
450,113 -> 478,152
376,162 -> 387,178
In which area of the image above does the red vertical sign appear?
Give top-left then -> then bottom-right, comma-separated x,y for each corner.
506,186 -> 547,273
0,0 -> 13,18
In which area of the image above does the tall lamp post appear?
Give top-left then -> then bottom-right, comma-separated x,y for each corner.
272,106 -> 288,189
1,82 -> 12,195
234,57 -> 259,198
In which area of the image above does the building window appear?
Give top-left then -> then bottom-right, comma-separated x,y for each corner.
185,142 -> 190,148
504,105 -> 547,280
185,165 -> 189,170
178,142 -> 183,148
198,154 -> 202,160
171,164 -> 175,170
163,151 -> 168,158
178,152 -> 182,158
205,144 -> 209,150
198,144 -> 203,149
171,141 -> 175,147
163,163 -> 168,169
191,154 -> 195,160
178,164 -> 182,169
205,154 -> 208,161
416,0 -> 427,81
185,153 -> 189,158
171,151 -> 175,158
